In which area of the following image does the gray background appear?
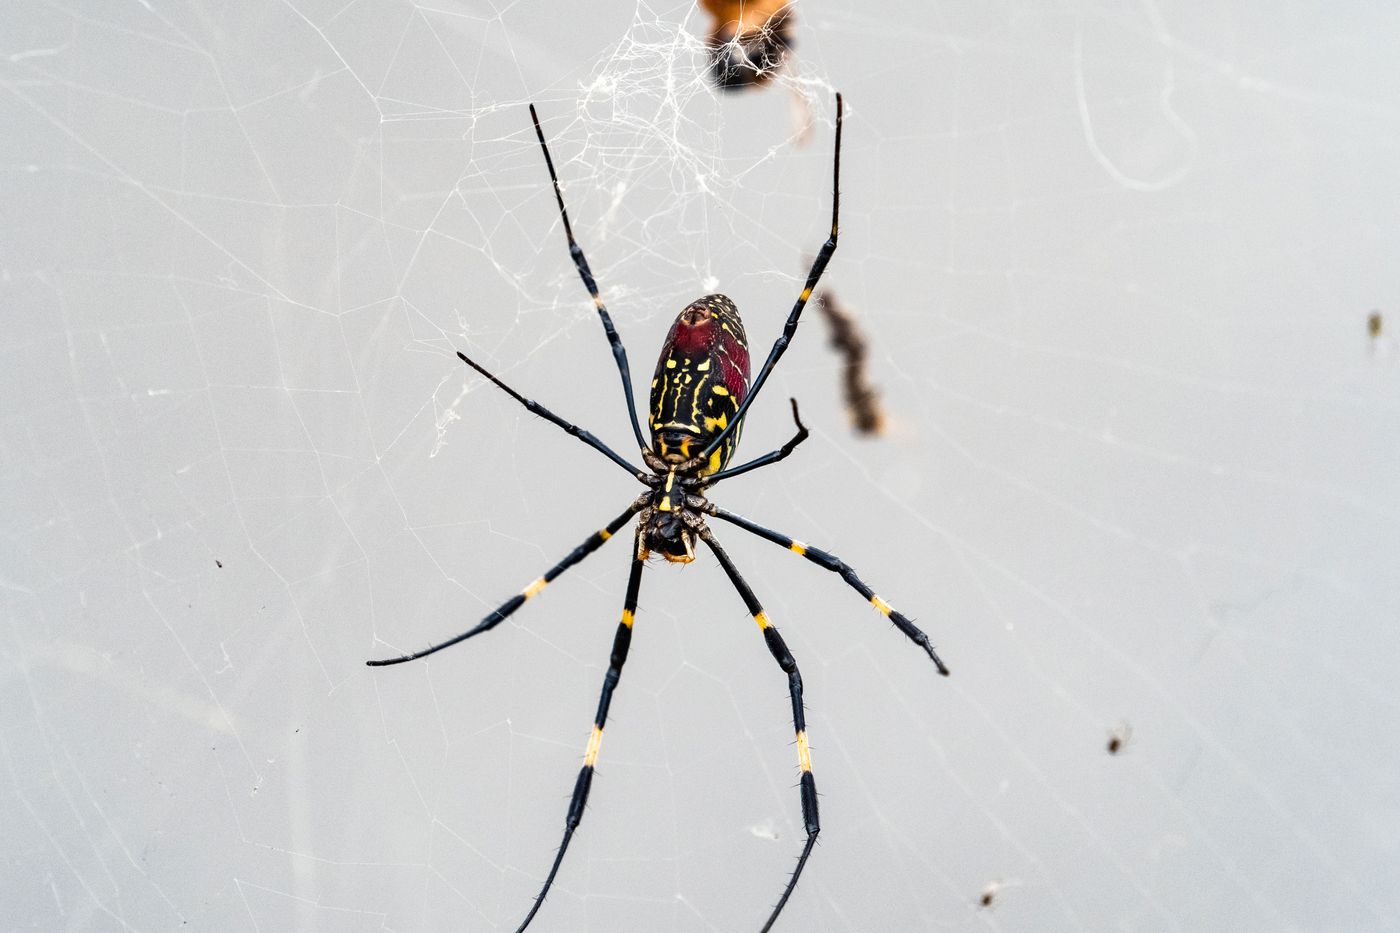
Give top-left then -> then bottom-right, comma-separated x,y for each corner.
3,2 -> 1398,931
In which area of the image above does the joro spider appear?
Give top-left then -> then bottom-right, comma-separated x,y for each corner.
368,94 -> 949,932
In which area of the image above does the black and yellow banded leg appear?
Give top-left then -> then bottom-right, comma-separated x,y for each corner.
529,104 -> 649,453
516,547 -> 645,931
366,504 -> 641,667
700,92 -> 842,465
700,530 -> 819,933
708,506 -> 949,676
455,351 -> 642,477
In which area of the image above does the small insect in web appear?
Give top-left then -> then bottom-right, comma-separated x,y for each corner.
1107,721 -> 1132,755
1367,309 -> 1392,359
699,0 -> 815,145
700,0 -> 795,90
978,878 -> 1020,909
368,94 -> 949,933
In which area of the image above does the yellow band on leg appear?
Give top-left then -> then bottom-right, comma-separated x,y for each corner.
584,726 -> 604,767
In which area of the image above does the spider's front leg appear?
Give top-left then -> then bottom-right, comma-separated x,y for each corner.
706,506 -> 949,675
516,541 -> 646,932
701,529 -> 820,933
366,498 -> 647,666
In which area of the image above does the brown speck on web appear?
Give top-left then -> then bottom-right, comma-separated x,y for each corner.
816,290 -> 886,436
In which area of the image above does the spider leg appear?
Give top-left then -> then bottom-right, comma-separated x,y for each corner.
700,92 -> 842,464
700,529 -> 819,933
516,542 -> 645,931
366,502 -> 643,666
706,397 -> 808,484
707,506 -> 948,675
456,351 -> 643,478
530,104 -> 650,454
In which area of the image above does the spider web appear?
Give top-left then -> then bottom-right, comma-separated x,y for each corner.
3,1 -> 1399,931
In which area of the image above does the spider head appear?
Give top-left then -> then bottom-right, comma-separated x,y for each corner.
636,469 -> 701,563
640,509 -> 697,564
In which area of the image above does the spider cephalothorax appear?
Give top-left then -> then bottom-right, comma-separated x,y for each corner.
369,94 -> 950,933
635,468 -> 707,563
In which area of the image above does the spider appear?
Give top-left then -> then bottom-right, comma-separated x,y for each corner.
368,94 -> 949,932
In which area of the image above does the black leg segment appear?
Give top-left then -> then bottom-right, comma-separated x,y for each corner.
456,351 -> 643,477
701,92 -> 842,463
706,398 -> 809,484
707,506 -> 948,675
529,104 -> 650,454
366,504 -> 641,666
516,545 -> 646,931
700,530 -> 820,933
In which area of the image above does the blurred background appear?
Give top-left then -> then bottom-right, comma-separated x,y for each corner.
3,2 -> 1398,930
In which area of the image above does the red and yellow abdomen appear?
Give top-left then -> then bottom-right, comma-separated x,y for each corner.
648,294 -> 751,476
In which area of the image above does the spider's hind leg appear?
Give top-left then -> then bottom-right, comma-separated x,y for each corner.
706,505 -> 949,675
529,104 -> 649,453
454,351 -> 643,477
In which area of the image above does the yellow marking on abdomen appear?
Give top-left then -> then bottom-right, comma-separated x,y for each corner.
712,385 -> 729,396
789,541 -> 807,555
871,594 -> 893,616
524,577 -> 548,599
697,359 -> 711,371
754,611 -> 770,630
583,725 -> 604,766
621,609 -> 634,628
796,729 -> 812,772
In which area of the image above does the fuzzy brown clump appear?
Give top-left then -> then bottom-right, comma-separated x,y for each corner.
700,0 -> 795,90
816,290 -> 886,436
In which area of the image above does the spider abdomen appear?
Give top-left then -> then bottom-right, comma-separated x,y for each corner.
648,294 -> 751,475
